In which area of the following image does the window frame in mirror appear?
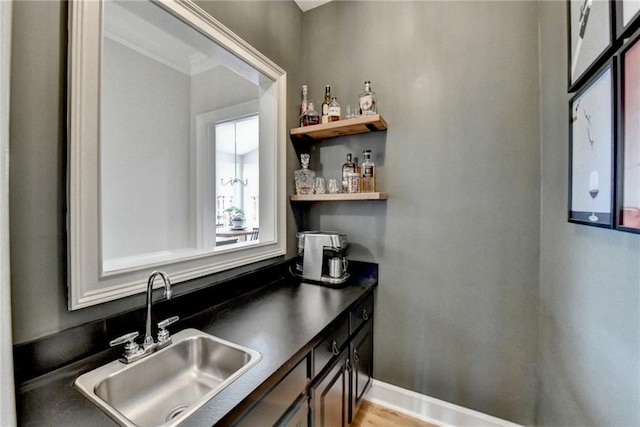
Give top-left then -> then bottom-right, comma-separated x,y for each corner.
67,0 -> 287,310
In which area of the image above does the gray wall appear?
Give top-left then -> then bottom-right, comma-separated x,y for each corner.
300,1 -> 540,424
9,0 -> 302,344
537,2 -> 640,425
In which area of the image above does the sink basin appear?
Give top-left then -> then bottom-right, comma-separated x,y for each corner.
75,328 -> 261,427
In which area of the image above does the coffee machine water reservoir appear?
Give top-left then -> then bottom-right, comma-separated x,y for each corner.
293,231 -> 349,286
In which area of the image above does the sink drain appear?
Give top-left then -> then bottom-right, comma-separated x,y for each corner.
166,405 -> 189,422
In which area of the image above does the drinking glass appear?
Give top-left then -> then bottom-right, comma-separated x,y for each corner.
328,178 -> 340,193
314,176 -> 326,194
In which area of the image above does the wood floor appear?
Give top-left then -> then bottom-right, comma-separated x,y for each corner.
351,401 -> 438,427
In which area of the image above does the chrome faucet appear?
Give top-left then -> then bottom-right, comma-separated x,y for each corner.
143,270 -> 173,348
109,270 -> 178,363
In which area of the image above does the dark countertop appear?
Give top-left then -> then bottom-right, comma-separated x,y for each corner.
17,264 -> 377,426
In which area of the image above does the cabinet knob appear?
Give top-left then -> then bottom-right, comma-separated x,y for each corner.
345,358 -> 352,372
353,348 -> 359,362
331,340 -> 340,356
362,308 -> 369,321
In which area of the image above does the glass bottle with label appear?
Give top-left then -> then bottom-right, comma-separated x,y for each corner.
321,85 -> 331,124
299,84 -> 308,127
347,173 -> 361,194
353,156 -> 360,175
301,102 -> 320,126
341,153 -> 356,192
294,153 -> 316,195
359,80 -> 377,115
361,149 -> 375,192
328,97 -> 341,122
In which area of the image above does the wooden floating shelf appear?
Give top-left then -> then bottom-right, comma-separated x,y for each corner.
290,114 -> 387,141
290,192 -> 388,202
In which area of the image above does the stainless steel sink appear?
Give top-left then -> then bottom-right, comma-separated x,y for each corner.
75,328 -> 261,427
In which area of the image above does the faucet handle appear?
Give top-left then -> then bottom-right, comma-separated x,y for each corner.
157,316 -> 179,346
109,332 -> 143,359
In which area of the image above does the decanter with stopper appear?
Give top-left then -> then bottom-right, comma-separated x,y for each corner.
294,153 -> 316,195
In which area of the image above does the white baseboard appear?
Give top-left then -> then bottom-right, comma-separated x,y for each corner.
365,380 -> 522,427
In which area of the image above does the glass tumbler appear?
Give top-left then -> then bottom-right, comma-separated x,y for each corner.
314,176 -> 326,194
327,178 -> 340,193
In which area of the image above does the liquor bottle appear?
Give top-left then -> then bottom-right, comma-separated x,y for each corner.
328,97 -> 341,122
321,85 -> 331,124
299,84 -> 308,127
359,80 -> 377,115
301,102 -> 321,126
341,153 -> 356,192
294,153 -> 316,195
360,149 -> 375,192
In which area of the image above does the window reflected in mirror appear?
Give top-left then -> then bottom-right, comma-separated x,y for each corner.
214,115 -> 260,245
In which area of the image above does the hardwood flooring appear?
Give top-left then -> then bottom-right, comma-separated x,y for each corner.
351,401 -> 438,427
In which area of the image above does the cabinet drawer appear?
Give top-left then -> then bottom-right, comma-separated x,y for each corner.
238,356 -> 309,426
313,316 -> 349,377
350,294 -> 373,334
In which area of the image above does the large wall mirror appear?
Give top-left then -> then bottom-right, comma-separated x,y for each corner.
67,0 -> 286,310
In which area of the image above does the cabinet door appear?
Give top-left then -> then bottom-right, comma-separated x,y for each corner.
350,320 -> 373,423
238,356 -> 309,426
278,396 -> 309,427
311,350 -> 349,427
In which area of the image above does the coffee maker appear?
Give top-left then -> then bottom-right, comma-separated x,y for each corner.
293,231 -> 349,286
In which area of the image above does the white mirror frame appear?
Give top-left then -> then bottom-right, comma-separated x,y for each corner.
67,0 -> 287,310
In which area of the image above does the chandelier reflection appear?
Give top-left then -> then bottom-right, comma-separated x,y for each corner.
221,133 -> 248,187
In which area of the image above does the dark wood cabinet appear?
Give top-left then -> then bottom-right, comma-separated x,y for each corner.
349,320 -> 373,423
279,396 -> 309,427
237,291 -> 375,427
309,293 -> 374,427
237,356 -> 309,426
310,349 -> 350,427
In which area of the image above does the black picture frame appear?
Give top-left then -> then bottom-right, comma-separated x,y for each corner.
615,27 -> 640,233
568,0 -> 617,92
569,59 -> 617,228
616,0 -> 640,40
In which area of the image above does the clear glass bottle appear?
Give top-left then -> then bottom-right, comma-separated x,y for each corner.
341,153 -> 356,192
328,97 -> 341,122
347,173 -> 361,194
299,84 -> 308,127
321,84 -> 331,124
301,102 -> 320,126
361,149 -> 375,192
359,80 -> 377,115
294,153 -> 316,195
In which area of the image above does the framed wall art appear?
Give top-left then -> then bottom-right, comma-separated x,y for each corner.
569,59 -> 616,227
616,28 -> 640,232
568,0 -> 616,92
616,0 -> 640,39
